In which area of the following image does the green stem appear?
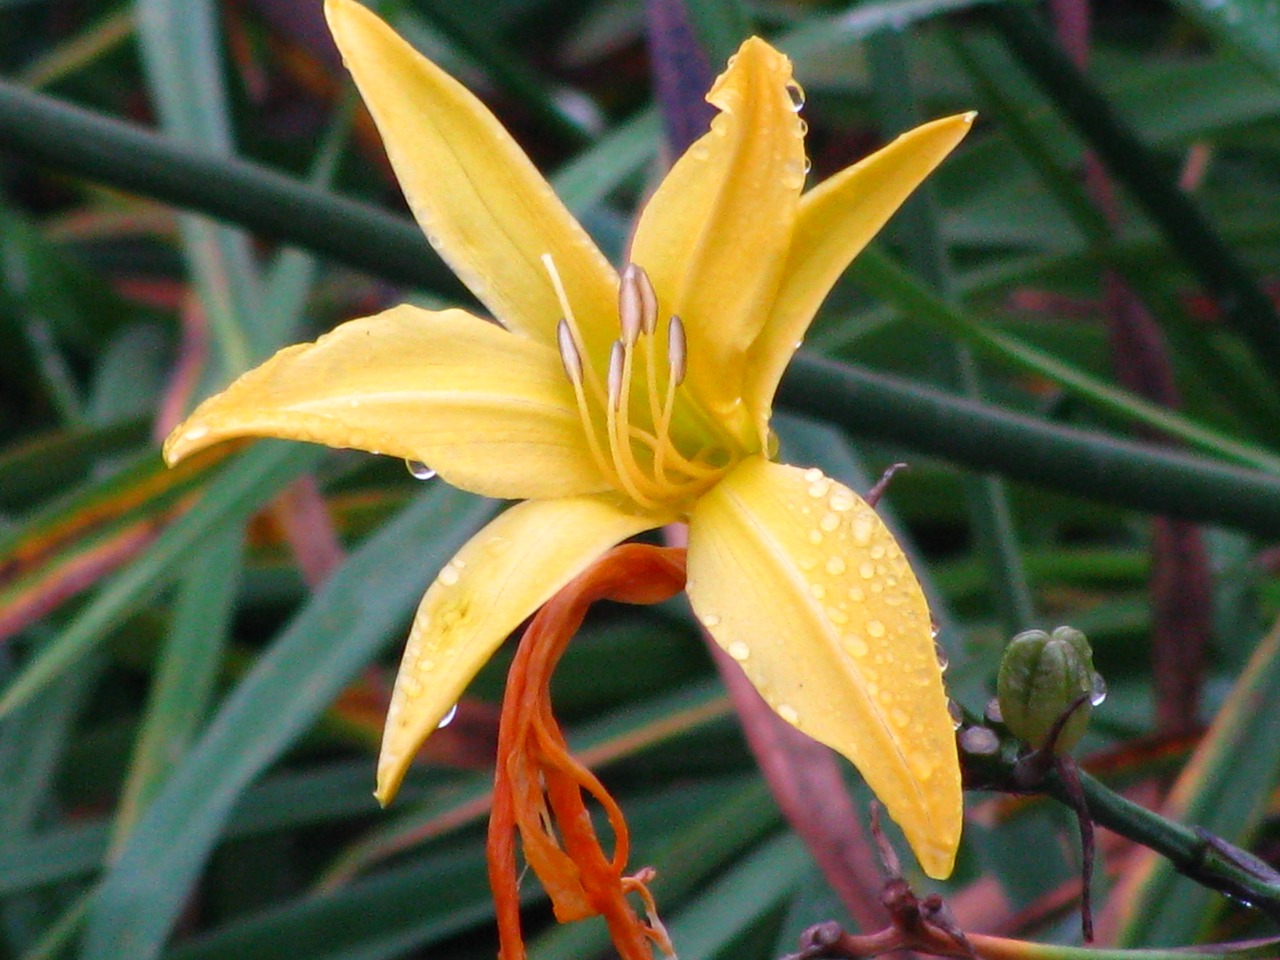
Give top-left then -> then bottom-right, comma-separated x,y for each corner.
0,80 -> 460,297
780,355 -> 1280,537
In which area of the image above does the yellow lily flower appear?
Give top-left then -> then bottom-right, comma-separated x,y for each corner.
164,0 -> 973,878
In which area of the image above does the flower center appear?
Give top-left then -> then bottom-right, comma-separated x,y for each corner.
544,255 -> 731,513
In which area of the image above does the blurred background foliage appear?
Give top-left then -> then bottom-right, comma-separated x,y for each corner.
3,0 -> 1280,958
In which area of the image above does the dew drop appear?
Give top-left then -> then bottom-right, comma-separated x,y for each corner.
809,583 -> 827,600
803,467 -> 823,483
406,459 -> 437,480
785,79 -> 806,111
777,703 -> 800,724
401,675 -> 424,698
825,556 -> 847,576
829,490 -> 856,512
852,514 -> 875,545
947,699 -> 964,729
808,477 -> 831,498
934,642 -> 949,672
808,529 -> 823,545
437,563 -> 460,586
1090,672 -> 1108,706
437,703 -> 459,729
867,619 -> 886,638
869,544 -> 886,560
858,561 -> 876,580
848,586 -> 865,603
701,613 -> 721,629
827,607 -> 849,626
728,640 -> 751,662
891,707 -> 910,728
802,155 -> 812,175
845,634 -> 869,657
819,512 -> 840,533
183,425 -> 210,442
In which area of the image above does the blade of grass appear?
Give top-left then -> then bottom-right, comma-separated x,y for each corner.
1111,615 -> 1280,946
1166,0 -> 1280,85
109,528 -> 243,851
135,0 -> 261,374
984,4 -> 1280,377
867,25 -> 1035,635
0,442 -> 322,720
81,486 -> 496,960
850,246 -> 1280,475
945,29 -> 1280,438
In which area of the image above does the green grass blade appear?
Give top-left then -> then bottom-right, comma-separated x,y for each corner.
985,4 -> 1280,376
0,442 -> 321,720
81,486 -> 496,960
109,528 -> 243,852
850,247 -> 1280,474
1115,616 -> 1280,946
867,25 -> 1035,634
134,0 -> 261,374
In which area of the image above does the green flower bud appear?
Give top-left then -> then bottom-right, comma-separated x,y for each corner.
997,627 -> 1096,754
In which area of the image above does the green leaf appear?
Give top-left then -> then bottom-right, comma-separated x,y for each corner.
81,486 -> 496,960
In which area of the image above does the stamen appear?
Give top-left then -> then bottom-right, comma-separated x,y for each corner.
556,318 -> 582,385
606,340 -> 625,410
618,265 -> 643,346
542,253 -> 605,403
667,315 -> 687,386
633,265 -> 658,335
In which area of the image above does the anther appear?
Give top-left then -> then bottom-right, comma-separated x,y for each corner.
618,265 -> 644,345
556,318 -> 582,385
634,264 -> 659,335
667,315 -> 687,385
607,340 -> 625,409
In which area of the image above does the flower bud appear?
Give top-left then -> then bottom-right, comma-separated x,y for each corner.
997,626 -> 1096,754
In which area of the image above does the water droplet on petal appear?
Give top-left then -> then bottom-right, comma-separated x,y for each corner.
701,613 -> 721,629
934,642 -> 949,672
825,556 -> 846,576
844,634 -> 869,657
406,459 -> 437,480
437,563 -> 460,586
867,619 -> 886,638
1090,672 -> 1108,705
777,703 -> 800,725
437,703 -> 459,728
948,699 -> 964,729
802,155 -> 812,174
728,640 -> 750,662
819,513 -> 840,533
785,79 -> 806,111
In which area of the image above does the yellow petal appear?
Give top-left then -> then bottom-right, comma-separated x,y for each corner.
376,495 -> 662,802
164,305 -> 609,501
628,37 -> 805,439
325,0 -> 618,359
686,457 -> 961,878
745,113 -> 975,434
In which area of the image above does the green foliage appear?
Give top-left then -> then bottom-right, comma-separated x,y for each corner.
2,1 -> 1280,958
